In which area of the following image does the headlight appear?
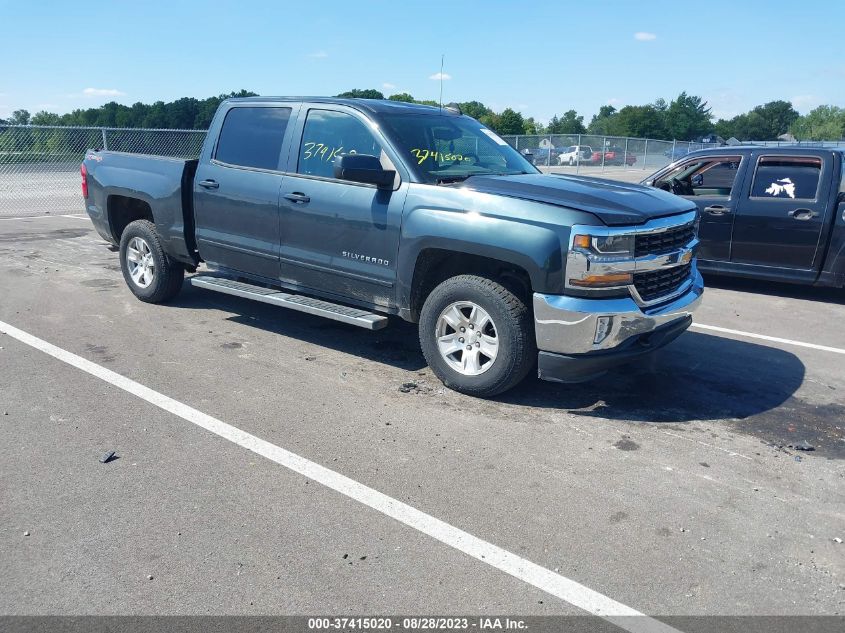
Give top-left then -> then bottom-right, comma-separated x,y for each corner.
573,233 -> 635,256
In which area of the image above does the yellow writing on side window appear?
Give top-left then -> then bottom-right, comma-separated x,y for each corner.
303,142 -> 344,162
410,149 -> 471,165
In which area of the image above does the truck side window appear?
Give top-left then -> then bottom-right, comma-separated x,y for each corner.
655,157 -> 741,197
214,107 -> 291,170
297,110 -> 389,179
749,156 -> 822,200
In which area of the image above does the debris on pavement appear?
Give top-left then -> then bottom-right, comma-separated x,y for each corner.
99,450 -> 117,464
834,538 -> 843,544
790,440 -> 815,451
23,531 -> 30,537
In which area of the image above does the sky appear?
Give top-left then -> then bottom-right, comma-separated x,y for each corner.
2,0 -> 843,125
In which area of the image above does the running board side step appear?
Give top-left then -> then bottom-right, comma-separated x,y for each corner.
189,275 -> 389,330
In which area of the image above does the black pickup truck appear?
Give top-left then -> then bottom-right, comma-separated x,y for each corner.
644,147 -> 845,288
82,97 -> 702,396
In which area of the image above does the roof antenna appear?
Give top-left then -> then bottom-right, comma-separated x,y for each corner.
438,54 -> 445,113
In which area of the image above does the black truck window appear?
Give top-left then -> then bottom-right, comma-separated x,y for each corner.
214,107 -> 292,170
297,110 -> 385,179
750,156 -> 822,200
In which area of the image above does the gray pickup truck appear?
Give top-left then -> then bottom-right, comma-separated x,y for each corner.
82,97 -> 702,396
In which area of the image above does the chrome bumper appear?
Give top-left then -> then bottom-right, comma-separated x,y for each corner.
533,268 -> 703,356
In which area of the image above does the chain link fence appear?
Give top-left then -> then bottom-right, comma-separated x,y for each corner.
0,125 -> 206,216
500,134 -> 845,177
2,124 -> 844,217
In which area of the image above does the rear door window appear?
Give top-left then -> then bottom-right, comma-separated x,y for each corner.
214,106 -> 292,170
749,156 -> 822,200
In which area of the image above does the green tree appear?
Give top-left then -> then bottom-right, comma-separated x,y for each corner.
716,101 -> 799,141
548,110 -> 586,134
494,108 -> 525,135
587,105 -> 618,135
790,105 -> 845,141
31,111 -> 61,125
665,92 -> 713,140
614,105 -> 667,138
458,100 -> 493,121
522,117 -> 541,135
10,109 -> 31,125
335,88 -> 384,99
387,92 -> 416,103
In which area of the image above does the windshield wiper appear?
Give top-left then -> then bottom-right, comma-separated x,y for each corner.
435,175 -> 472,184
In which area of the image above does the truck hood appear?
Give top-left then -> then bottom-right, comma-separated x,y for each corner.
459,173 -> 694,226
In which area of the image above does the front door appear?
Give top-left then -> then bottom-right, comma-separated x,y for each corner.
193,105 -> 295,279
731,153 -> 831,269
278,106 -> 408,307
653,155 -> 747,262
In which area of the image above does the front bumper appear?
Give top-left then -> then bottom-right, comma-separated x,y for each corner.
533,268 -> 703,383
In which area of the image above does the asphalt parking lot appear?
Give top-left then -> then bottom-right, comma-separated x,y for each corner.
0,213 -> 843,625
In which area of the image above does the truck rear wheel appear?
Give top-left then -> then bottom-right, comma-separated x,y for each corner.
419,275 -> 535,397
119,219 -> 184,303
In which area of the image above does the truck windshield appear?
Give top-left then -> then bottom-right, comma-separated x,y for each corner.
380,113 -> 538,184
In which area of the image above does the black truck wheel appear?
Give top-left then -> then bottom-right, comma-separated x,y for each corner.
119,219 -> 184,303
419,275 -> 535,397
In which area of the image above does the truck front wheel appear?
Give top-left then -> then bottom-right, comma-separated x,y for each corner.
419,275 -> 535,397
119,219 -> 184,303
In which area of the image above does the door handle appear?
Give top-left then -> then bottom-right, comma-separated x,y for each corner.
198,179 -> 219,189
788,208 -> 818,221
703,205 -> 728,215
284,192 -> 310,204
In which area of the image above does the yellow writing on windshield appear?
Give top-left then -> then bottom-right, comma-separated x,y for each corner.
411,149 -> 471,165
303,142 -> 344,162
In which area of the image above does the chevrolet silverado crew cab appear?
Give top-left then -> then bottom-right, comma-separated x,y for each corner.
644,146 -> 845,288
82,97 -> 703,397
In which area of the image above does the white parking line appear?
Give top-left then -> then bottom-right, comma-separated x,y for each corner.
0,213 -> 89,221
692,323 -> 845,355
0,319 -> 681,633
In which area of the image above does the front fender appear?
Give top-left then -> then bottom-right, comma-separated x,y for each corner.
396,184 -> 597,309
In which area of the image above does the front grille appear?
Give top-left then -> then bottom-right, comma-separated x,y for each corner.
634,263 -> 692,303
635,221 -> 695,257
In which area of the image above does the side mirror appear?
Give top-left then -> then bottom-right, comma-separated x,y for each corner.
690,174 -> 704,187
333,154 -> 395,190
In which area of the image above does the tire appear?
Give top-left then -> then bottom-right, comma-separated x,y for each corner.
419,275 -> 535,397
119,219 -> 184,303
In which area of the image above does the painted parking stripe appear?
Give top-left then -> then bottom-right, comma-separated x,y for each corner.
0,319 -> 681,633
692,323 -> 845,355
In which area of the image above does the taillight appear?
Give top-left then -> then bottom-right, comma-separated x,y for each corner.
80,163 -> 89,199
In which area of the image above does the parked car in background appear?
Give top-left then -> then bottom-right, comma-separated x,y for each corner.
643,146 -> 845,288
663,146 -> 693,161
520,147 -> 560,166
557,145 -> 593,165
589,146 -> 636,166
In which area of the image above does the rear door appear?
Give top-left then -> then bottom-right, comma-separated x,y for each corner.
193,104 -> 297,279
731,153 -> 832,269
653,154 -> 748,261
278,105 -> 409,307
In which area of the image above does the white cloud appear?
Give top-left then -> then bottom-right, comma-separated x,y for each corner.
429,72 -> 452,81
382,82 -> 397,90
790,94 -> 818,111
633,32 -> 657,41
607,97 -> 621,106
307,51 -> 329,59
82,88 -> 125,97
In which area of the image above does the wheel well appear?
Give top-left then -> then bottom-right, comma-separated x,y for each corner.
107,195 -> 153,243
410,249 -> 532,321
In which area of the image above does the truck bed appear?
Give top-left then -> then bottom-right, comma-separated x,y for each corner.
82,150 -> 198,266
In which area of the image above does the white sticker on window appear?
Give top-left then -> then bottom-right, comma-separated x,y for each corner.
764,177 -> 796,199
480,128 -> 508,146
